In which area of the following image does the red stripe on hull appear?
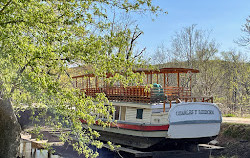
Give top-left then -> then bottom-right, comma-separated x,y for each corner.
80,119 -> 169,131
116,123 -> 169,131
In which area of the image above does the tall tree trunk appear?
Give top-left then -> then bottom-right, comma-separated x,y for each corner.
0,98 -> 21,158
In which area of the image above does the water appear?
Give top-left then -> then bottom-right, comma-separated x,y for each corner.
19,139 -> 61,158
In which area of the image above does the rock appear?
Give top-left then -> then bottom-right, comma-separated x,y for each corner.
209,140 -> 219,145
0,99 -> 21,158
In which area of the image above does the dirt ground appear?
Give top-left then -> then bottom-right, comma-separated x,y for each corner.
222,117 -> 250,124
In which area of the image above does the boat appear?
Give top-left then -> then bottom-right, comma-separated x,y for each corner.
73,68 -> 222,150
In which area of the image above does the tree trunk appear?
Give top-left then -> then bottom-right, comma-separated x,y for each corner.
0,98 -> 21,158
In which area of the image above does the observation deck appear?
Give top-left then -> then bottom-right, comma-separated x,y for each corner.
72,68 -> 213,105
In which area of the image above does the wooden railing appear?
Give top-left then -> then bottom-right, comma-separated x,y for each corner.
82,86 -> 198,103
164,86 -> 191,99
179,96 -> 213,103
81,86 -> 151,103
81,86 -> 213,103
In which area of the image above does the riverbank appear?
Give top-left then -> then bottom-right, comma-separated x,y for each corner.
211,123 -> 250,158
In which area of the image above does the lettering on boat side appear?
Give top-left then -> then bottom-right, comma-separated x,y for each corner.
176,110 -> 214,116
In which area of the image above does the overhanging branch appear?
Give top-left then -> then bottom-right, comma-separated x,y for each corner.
0,0 -> 12,14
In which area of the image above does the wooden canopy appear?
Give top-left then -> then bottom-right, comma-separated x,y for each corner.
135,68 -> 199,74
72,68 -> 199,78
72,67 -> 213,106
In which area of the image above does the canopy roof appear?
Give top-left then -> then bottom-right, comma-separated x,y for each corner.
72,67 -> 199,78
135,68 -> 199,74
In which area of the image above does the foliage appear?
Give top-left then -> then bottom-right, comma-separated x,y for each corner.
0,0 -> 163,157
222,123 -> 250,141
223,114 -> 236,117
216,51 -> 250,115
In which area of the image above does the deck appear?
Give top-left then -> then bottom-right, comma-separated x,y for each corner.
72,68 -> 213,104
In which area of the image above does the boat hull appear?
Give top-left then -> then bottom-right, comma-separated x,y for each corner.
84,122 -> 218,149
83,122 -> 169,148
90,126 -> 216,149
82,102 -> 222,149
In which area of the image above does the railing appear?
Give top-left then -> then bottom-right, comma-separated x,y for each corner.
81,86 -> 151,103
80,86 -> 206,103
164,86 -> 191,100
104,86 -> 151,103
179,96 -> 213,103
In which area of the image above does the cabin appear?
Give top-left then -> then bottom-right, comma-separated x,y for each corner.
73,68 -> 213,125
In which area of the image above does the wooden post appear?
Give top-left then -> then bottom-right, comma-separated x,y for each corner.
177,73 -> 180,88
82,77 -> 84,89
157,73 -> 159,84
103,77 -> 105,90
163,101 -> 166,112
166,73 -> 169,87
190,74 -> 192,96
95,77 -> 98,89
89,77 -> 91,88
163,73 -> 166,87
147,74 -> 148,84
150,72 -> 153,84
86,77 -> 88,89
170,100 -> 172,108
75,78 -> 78,88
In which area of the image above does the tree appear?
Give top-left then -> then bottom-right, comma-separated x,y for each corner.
235,16 -> 250,47
151,43 -> 171,65
170,24 -> 218,68
0,0 -> 162,157
219,51 -> 250,115
171,24 -> 198,67
166,25 -> 219,96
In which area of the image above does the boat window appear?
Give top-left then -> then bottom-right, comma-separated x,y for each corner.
136,109 -> 143,119
120,106 -> 126,120
115,106 -> 120,120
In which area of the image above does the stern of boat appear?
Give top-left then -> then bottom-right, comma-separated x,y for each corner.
167,102 -> 222,139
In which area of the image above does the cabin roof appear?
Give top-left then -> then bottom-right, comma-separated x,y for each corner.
72,67 -> 199,78
135,68 -> 199,74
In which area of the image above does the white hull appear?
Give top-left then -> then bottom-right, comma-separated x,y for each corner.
84,124 -> 168,137
167,102 -> 222,139
168,123 -> 220,138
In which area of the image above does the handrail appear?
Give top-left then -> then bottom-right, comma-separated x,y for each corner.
79,86 -> 211,104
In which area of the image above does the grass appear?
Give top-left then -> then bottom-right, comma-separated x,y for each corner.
223,113 -> 236,117
222,123 -> 250,141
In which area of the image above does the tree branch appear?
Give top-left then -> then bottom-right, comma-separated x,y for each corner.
0,20 -> 25,26
126,30 -> 142,60
64,70 -> 75,88
10,62 -> 29,94
134,47 -> 146,58
0,13 -> 65,26
0,0 -> 12,14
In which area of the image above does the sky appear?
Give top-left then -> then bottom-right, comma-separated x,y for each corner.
132,0 -> 250,59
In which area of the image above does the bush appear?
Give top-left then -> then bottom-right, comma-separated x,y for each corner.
223,123 -> 250,141
223,113 -> 236,117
